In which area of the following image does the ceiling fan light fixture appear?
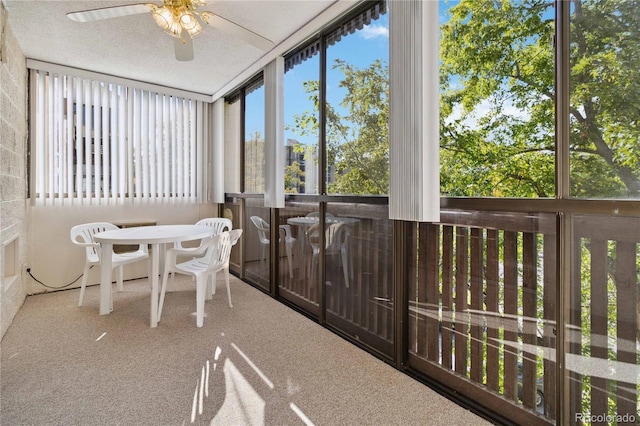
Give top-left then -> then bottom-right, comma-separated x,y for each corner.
185,21 -> 203,38
179,9 -> 203,37
179,9 -> 196,27
150,1 -> 207,39
150,6 -> 173,30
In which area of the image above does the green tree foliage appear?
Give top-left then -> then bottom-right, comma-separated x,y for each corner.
284,160 -> 304,194
440,0 -> 555,197
441,0 -> 640,198
289,59 -> 389,195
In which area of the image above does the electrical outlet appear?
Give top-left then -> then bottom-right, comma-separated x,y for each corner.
21,264 -> 29,278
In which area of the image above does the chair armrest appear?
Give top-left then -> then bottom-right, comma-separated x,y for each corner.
73,241 -> 100,249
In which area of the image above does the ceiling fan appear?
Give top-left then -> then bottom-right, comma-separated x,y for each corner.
67,0 -> 274,61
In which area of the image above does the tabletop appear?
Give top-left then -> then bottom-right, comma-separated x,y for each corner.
94,224 -> 214,245
287,216 -> 360,226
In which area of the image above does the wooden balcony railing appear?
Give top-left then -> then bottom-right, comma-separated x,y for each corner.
230,196 -> 639,425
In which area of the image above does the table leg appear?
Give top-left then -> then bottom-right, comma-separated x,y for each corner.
150,243 -> 160,328
100,242 -> 114,315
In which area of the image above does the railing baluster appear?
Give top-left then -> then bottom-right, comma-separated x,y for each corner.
455,227 -> 469,376
503,231 -> 519,399
426,224 -> 440,363
485,229 -> 500,392
470,227 -> 483,382
543,232 -> 556,419
442,225 -> 454,370
590,239 -> 608,419
522,232 -> 537,409
614,241 -> 638,419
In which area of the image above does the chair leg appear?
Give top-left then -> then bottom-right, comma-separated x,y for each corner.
286,243 -> 294,278
116,265 -> 124,292
205,273 -> 214,301
195,276 -> 206,328
210,272 -> 218,298
78,263 -> 91,307
310,252 -> 318,288
158,269 -> 171,322
225,268 -> 233,308
341,247 -> 350,288
259,244 -> 266,273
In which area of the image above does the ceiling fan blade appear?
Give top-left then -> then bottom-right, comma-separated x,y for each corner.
203,13 -> 274,51
174,35 -> 194,62
67,4 -> 152,22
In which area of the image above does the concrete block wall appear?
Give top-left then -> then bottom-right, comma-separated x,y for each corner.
0,19 -> 28,339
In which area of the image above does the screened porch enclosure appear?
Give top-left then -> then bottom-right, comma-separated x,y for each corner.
22,0 -> 640,424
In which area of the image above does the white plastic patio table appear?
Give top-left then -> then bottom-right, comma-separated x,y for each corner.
93,224 -> 214,327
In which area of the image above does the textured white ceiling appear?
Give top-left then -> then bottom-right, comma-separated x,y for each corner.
5,0 -> 335,95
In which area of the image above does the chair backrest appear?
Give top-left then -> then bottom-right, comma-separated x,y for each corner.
306,222 -> 348,253
250,216 -> 270,244
195,217 -> 232,236
325,222 -> 349,253
70,222 -> 119,263
202,229 -> 242,271
229,228 -> 243,246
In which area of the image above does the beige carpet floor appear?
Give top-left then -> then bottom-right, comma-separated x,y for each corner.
1,275 -> 491,426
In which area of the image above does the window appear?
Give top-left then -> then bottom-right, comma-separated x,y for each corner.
569,1 -> 640,198
325,4 -> 389,195
439,1 -> 555,197
284,47 -> 320,194
244,78 -> 266,194
30,69 -> 205,205
284,1 -> 389,196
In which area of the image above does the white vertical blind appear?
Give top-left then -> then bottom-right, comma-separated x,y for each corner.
264,57 -> 285,208
195,101 -> 206,203
30,69 -> 206,205
212,98 -> 225,203
389,0 -> 440,222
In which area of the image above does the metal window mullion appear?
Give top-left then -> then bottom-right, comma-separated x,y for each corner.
555,1 -> 570,424
318,34 -> 327,322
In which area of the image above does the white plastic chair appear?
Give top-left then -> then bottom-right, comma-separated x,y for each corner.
70,222 -> 149,308
158,229 -> 243,327
307,222 -> 351,288
250,216 -> 295,278
174,217 -> 232,251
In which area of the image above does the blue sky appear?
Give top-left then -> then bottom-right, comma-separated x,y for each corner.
244,12 -> 390,146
